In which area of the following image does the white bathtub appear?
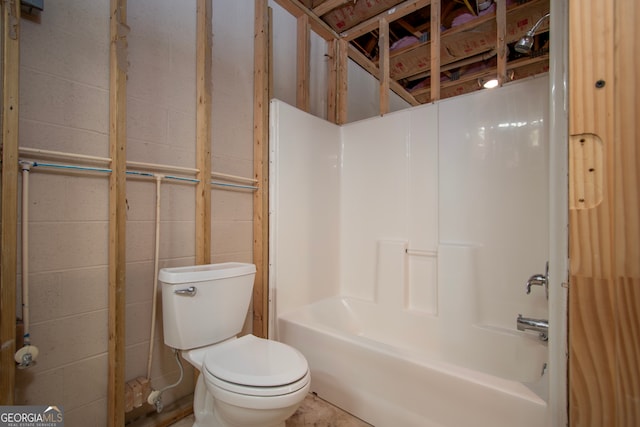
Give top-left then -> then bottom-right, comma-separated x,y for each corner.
278,297 -> 549,427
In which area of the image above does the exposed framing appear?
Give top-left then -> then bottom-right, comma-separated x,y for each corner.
108,0 -> 128,425
0,0 -> 20,406
326,39 -> 338,122
336,39 -> 348,124
196,0 -> 212,265
496,0 -> 507,86
379,17 -> 390,115
568,0 -> 640,424
430,0 -> 441,101
297,14 -> 310,111
253,0 -> 270,338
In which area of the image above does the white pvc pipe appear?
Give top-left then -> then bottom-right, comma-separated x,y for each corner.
127,160 -> 198,176
19,147 -> 112,165
20,147 -> 257,187
21,163 -> 31,345
211,171 -> 258,184
146,175 -> 163,380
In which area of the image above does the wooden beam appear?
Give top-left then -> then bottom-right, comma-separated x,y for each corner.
496,0 -> 507,86
108,1 -> 127,425
379,17 -> 390,115
312,0 -> 349,17
336,38 -> 348,124
196,0 -> 212,265
397,18 -> 424,38
430,0 -> 440,101
273,0 -> 339,41
296,14 -> 310,112
327,39 -> 338,123
347,44 -> 420,107
0,0 -> 20,406
566,0 -> 640,424
341,0 -> 432,41
253,0 -> 269,338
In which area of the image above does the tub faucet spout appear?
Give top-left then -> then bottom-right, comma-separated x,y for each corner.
517,315 -> 548,341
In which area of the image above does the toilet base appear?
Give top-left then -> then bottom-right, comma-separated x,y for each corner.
192,372 -> 302,427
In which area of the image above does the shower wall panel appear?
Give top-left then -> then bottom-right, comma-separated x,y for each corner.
269,100 -> 341,332
438,76 -> 550,330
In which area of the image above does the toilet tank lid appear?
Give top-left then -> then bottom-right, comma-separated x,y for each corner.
158,262 -> 256,284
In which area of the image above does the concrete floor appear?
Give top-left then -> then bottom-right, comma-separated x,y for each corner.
169,393 -> 371,427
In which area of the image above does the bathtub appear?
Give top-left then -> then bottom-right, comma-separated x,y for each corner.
278,297 -> 549,427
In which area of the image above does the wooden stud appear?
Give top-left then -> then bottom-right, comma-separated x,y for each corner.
430,0 -> 441,101
379,17 -> 390,115
336,38 -> 348,125
613,0 -> 640,421
108,0 -> 127,425
496,0 -> 507,86
327,39 -> 338,123
569,0 -> 640,424
196,0 -> 212,265
253,0 -> 269,338
296,14 -> 310,112
269,7 -> 274,102
0,0 -> 20,406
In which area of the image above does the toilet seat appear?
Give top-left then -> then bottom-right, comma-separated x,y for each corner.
207,370 -> 310,397
203,334 -> 309,397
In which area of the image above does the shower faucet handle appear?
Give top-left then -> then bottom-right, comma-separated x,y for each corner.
525,274 -> 546,294
525,262 -> 549,300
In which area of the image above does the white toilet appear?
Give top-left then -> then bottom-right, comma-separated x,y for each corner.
159,262 -> 310,427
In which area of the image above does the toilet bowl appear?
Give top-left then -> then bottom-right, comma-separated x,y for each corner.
159,263 -> 310,427
186,335 -> 310,427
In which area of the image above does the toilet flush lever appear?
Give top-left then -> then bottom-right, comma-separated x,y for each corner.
174,286 -> 197,297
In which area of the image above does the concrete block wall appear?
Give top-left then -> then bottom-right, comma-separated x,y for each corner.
16,0 -> 255,423
16,0 -> 111,424
125,0 -> 199,408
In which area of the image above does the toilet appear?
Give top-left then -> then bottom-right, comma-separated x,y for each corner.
159,262 -> 310,427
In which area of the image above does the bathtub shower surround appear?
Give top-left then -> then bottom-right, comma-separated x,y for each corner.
269,75 -> 551,427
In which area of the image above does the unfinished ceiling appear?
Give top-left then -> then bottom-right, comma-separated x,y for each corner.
294,0 -> 550,103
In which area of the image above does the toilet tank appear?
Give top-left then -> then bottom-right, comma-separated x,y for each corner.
159,263 -> 256,350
